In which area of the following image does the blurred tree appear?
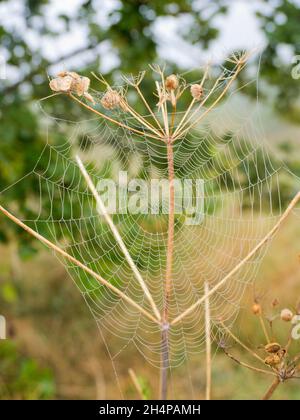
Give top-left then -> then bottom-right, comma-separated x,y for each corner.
0,0 -> 300,261
256,0 -> 300,122
0,0 -> 227,260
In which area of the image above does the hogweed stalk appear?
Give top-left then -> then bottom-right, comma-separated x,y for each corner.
1,51 -> 300,399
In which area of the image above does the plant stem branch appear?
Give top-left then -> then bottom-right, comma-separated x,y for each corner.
219,321 -> 266,365
204,281 -> 212,400
69,94 -> 161,141
0,204 -> 159,325
174,62 -> 247,140
173,63 -> 209,137
135,85 -> 164,133
262,377 -> 280,400
223,349 -> 276,377
171,191 -> 300,326
160,135 -> 175,400
76,155 -> 161,322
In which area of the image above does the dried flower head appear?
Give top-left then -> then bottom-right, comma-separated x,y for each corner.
101,89 -> 122,110
165,74 -> 179,91
264,343 -> 281,354
49,71 -> 94,104
252,303 -> 261,315
264,354 -> 281,367
280,308 -> 293,322
49,75 -> 73,93
190,84 -> 203,101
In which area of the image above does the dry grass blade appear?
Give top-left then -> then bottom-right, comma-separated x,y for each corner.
128,368 -> 146,400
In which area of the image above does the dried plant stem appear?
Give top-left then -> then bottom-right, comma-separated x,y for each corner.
259,315 -> 270,343
173,64 -> 209,137
120,99 -> 163,138
0,204 -> 159,325
160,136 -> 175,400
262,377 -> 280,400
173,70 -> 225,139
174,63 -> 246,140
204,281 -> 212,400
69,94 -> 161,141
135,85 -> 164,133
223,349 -> 276,377
128,368 -> 146,400
164,140 -> 175,322
171,191 -> 300,326
219,321 -> 266,365
76,155 -> 161,322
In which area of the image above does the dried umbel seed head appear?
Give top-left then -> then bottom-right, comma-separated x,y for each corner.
190,84 -> 203,101
264,354 -> 281,367
280,308 -> 293,322
264,343 -> 281,354
72,76 -> 90,97
49,71 -> 95,104
49,75 -> 73,92
101,89 -> 122,110
252,303 -> 261,315
165,74 -> 179,91
277,348 -> 286,359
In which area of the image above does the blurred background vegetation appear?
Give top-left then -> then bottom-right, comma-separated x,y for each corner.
0,0 -> 300,399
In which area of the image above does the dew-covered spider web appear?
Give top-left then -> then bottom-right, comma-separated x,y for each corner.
1,53 -> 300,397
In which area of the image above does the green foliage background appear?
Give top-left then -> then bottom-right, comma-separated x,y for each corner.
0,0 -> 300,399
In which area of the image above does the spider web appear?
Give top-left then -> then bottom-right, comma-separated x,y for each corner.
2,55 -> 300,397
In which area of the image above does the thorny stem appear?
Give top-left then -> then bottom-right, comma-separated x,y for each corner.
262,377 -> 280,400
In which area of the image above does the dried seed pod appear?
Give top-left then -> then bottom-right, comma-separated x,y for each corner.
49,71 -> 94,104
264,354 -> 281,367
73,76 -> 90,96
277,348 -> 286,360
101,89 -> 122,110
252,303 -> 261,315
165,74 -> 179,91
280,308 -> 293,322
49,75 -> 73,92
272,298 -> 279,307
264,343 -> 281,354
190,84 -> 203,101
